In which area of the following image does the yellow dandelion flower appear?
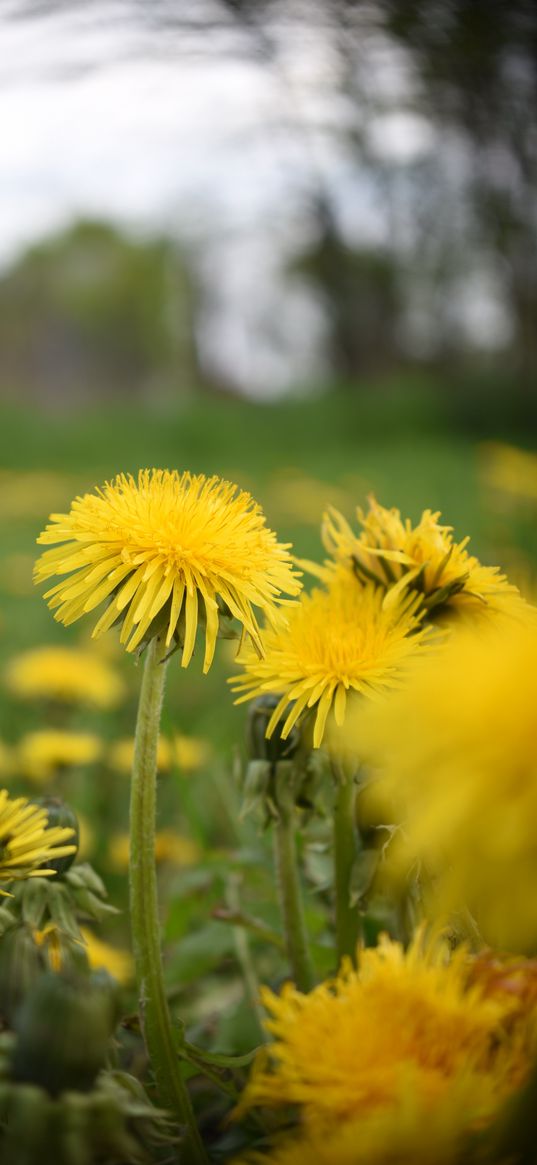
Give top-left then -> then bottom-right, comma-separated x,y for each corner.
108,829 -> 200,872
34,470 -> 301,671
17,731 -> 102,784
235,933 -> 534,1164
0,790 -> 76,884
230,575 -> 429,748
80,927 -> 133,985
314,495 -> 526,622
356,621 -> 537,951
5,645 -> 125,708
107,735 -> 172,776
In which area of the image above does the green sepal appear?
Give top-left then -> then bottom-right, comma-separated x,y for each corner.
19,879 -> 49,931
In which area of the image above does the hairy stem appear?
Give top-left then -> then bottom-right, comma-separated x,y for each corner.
333,768 -> 361,964
130,636 -> 207,1164
273,802 -> 315,992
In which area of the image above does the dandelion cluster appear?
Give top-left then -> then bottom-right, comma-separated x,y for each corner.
34,470 -> 301,670
21,466 -> 537,1163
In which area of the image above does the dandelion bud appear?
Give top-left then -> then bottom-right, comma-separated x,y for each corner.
0,924 -> 45,1027
11,971 -> 116,1095
34,797 -> 80,875
246,694 -> 301,764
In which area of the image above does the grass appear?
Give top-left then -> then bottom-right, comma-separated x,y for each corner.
0,389 -> 497,716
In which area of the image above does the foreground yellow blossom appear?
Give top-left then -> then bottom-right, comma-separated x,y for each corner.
17,731 -> 102,783
235,933 -> 535,1165
356,622 -> 537,950
312,495 -> 526,623
5,645 -> 125,707
35,470 -> 301,671
230,576 -> 429,748
0,790 -> 76,884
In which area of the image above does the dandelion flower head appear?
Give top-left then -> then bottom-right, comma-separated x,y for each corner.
35,470 -> 301,672
235,931 -> 533,1164
0,790 -> 76,884
317,496 -> 526,622
5,645 -> 125,708
356,621 -> 537,950
230,574 -> 429,748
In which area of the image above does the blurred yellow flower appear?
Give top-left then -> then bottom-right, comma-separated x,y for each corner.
108,829 -> 200,872
0,741 -> 13,780
356,622 -> 537,950
480,441 -> 537,506
312,496 -> 526,623
0,470 -> 75,521
17,731 -> 102,783
235,932 -> 534,1165
0,790 -> 76,885
174,733 -> 212,773
35,469 -> 301,671
80,927 -> 133,985
5,645 -> 125,707
230,575 -> 429,748
107,736 -> 172,776
76,812 -> 95,861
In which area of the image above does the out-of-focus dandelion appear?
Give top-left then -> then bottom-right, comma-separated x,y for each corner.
108,830 -> 200,872
107,736 -> 173,776
355,621 -> 537,950
17,731 -> 102,783
480,441 -> 537,506
308,496 -> 527,623
80,927 -> 133,985
35,469 -> 301,671
234,931 -> 536,1165
0,790 -> 76,884
0,741 -> 13,780
230,574 -> 429,750
5,645 -> 125,707
174,733 -> 212,773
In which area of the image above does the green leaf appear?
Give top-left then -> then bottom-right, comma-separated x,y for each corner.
166,922 -> 235,987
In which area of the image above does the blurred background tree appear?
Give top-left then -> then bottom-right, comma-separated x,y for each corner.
0,222 -> 200,404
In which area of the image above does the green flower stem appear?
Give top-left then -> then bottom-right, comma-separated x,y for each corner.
273,799 -> 315,993
130,635 -> 207,1165
333,767 -> 361,964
